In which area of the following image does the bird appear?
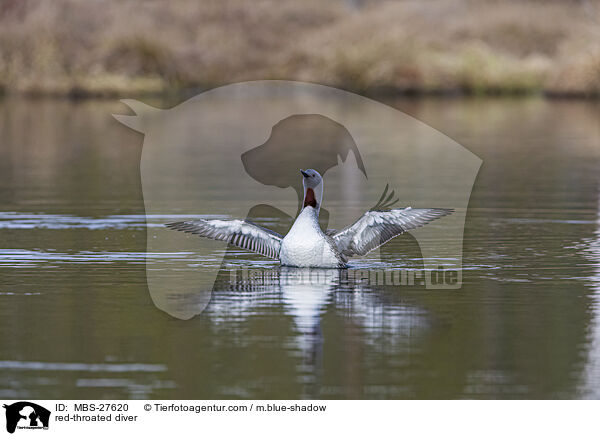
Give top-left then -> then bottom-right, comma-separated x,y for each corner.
165,169 -> 453,268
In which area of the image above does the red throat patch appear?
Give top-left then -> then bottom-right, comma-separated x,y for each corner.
303,188 -> 317,208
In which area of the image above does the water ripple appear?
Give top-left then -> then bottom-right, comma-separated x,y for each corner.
0,212 -> 228,230
0,249 -> 206,267
0,360 -> 167,372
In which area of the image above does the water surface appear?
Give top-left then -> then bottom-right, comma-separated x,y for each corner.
0,97 -> 599,399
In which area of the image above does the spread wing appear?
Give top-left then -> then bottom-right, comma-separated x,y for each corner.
331,207 -> 453,257
165,219 -> 283,259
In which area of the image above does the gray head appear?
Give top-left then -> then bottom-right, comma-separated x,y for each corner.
300,169 -> 322,189
300,169 -> 324,213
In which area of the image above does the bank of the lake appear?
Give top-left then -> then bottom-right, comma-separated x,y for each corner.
0,0 -> 598,98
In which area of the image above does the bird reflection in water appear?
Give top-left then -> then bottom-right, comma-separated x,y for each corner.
581,187 -> 600,398
208,265 -> 430,396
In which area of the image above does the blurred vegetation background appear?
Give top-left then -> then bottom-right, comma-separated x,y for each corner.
0,0 -> 598,97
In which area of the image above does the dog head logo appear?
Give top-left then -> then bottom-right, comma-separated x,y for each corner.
114,80 -> 481,320
3,402 -> 50,433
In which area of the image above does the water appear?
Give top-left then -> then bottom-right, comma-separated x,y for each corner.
0,97 -> 599,399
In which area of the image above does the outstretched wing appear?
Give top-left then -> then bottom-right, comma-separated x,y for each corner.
165,219 -> 283,259
332,207 -> 453,257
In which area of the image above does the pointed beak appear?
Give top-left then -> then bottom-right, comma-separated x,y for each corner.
300,169 -> 309,178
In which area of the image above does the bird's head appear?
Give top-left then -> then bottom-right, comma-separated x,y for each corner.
300,169 -> 324,212
300,169 -> 322,189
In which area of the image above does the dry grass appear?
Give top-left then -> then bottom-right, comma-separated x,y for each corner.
0,0 -> 598,97
284,0 -> 600,95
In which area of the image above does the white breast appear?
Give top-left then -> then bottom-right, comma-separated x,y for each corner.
280,207 -> 341,268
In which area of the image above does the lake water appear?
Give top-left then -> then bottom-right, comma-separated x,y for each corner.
0,96 -> 599,399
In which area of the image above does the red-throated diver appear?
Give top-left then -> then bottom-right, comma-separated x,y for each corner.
166,169 -> 452,268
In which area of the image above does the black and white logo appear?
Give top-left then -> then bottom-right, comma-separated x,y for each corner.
3,402 -> 50,434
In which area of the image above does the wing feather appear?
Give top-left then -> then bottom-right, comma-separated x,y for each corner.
332,207 -> 453,257
165,219 -> 283,259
